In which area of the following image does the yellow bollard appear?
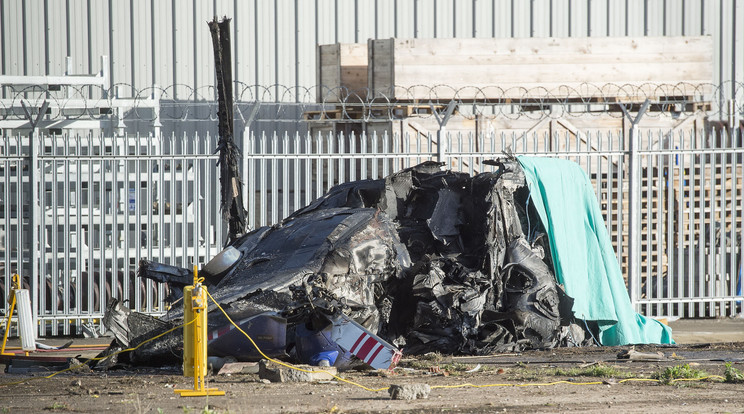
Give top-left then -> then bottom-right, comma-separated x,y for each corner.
182,284 -> 196,377
175,266 -> 224,397
1,275 -> 21,356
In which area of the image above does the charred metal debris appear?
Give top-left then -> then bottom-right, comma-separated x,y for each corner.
208,16 -> 247,243
102,158 -> 593,370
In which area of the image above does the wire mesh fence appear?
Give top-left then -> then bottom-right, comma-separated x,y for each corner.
1,81 -> 743,335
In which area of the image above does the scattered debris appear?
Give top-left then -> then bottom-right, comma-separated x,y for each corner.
465,363 -> 482,373
105,158 -> 596,371
617,349 -> 665,361
34,340 -> 73,350
97,299 -> 178,367
388,383 -> 431,400
207,356 -> 237,373
258,359 -> 337,382
208,16 -> 247,243
81,323 -> 100,338
579,361 -> 600,368
216,361 -> 259,375
2,355 -> 74,374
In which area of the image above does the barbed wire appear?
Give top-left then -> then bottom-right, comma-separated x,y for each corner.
1,81 -> 742,125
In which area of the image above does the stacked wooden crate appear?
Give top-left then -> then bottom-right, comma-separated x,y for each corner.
314,36 -> 713,129
316,43 -> 369,104
365,36 -> 713,102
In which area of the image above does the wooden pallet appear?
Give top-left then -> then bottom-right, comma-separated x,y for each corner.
302,109 -> 344,121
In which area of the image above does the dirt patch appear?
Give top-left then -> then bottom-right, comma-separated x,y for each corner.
2,343 -> 743,413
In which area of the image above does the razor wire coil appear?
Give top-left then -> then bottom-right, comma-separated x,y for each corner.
1,82 -> 742,125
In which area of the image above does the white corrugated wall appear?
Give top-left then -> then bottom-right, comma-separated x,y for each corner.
1,0 -> 742,102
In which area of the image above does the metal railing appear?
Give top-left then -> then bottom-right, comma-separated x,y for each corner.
244,126 -> 743,319
1,133 -> 225,335
1,125 -> 742,336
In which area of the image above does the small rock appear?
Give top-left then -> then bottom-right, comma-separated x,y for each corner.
217,361 -> 259,375
388,384 -> 431,400
258,359 -> 336,383
208,356 -> 238,373
617,349 -> 664,361
70,380 -> 81,387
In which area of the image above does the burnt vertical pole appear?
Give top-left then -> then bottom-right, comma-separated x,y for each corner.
209,17 -> 246,245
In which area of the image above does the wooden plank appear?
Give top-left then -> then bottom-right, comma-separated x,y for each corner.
390,83 -> 712,101
338,44 -> 368,100
371,36 -> 714,102
370,39 -> 394,98
317,43 -> 368,102
393,63 -> 711,84
339,43 -> 368,65
393,51 -> 713,66
383,36 -> 712,58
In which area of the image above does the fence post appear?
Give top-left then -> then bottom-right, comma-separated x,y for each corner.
437,126 -> 446,163
432,101 -> 456,165
21,101 -> 48,336
242,125 -> 250,232
628,125 -> 640,309
622,100 -> 649,311
29,129 -> 39,331
239,103 -> 260,235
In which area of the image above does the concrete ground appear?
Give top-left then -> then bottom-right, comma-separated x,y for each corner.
1,317 -> 743,413
0,316 -> 742,360
2,325 -> 744,414
667,316 -> 744,344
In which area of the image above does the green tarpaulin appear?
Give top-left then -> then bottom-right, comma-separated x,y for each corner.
518,156 -> 674,345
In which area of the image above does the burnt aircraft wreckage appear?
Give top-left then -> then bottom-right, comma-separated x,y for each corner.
99,157 -> 594,370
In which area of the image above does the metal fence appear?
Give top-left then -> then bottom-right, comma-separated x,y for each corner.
244,126 -> 744,319
1,124 -> 743,336
2,81 -> 743,136
1,132 -> 226,335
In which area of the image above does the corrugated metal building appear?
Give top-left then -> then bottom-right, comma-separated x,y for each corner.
1,1 -> 743,332
1,0 -> 742,102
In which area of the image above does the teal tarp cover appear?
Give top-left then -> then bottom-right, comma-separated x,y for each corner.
518,156 -> 674,345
